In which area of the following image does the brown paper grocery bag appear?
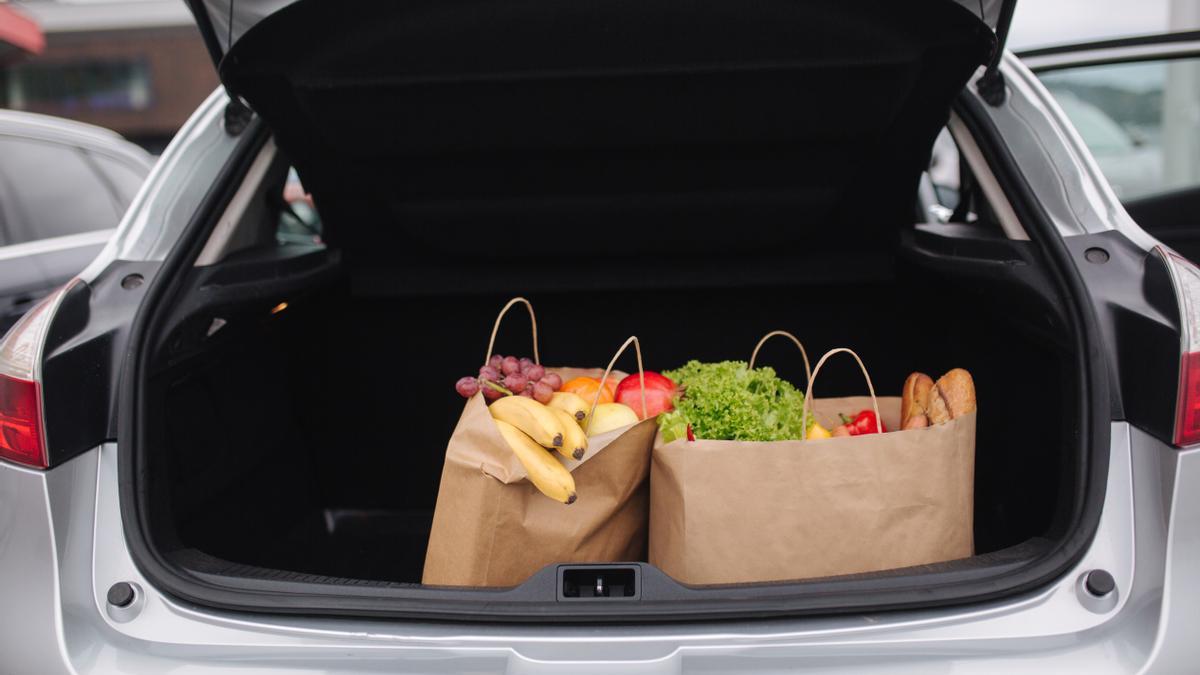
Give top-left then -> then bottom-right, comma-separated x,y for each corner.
650,344 -> 975,586
423,299 -> 656,587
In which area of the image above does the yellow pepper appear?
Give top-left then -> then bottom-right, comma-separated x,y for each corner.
807,422 -> 832,440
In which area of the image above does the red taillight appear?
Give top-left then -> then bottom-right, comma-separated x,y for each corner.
1162,247 -> 1200,447
1176,352 -> 1200,447
0,282 -> 73,469
0,374 -> 45,468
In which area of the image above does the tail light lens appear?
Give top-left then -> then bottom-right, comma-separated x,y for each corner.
0,375 -> 43,467
1161,248 -> 1200,447
0,284 -> 72,468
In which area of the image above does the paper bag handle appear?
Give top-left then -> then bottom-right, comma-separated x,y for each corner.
586,336 -> 648,432
800,347 -> 882,440
483,297 -> 540,366
748,330 -> 812,391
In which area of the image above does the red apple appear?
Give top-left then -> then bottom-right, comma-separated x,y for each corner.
615,371 -> 677,419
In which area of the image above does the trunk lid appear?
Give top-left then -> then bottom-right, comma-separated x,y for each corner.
187,0 -> 1015,64
181,0 -> 1000,269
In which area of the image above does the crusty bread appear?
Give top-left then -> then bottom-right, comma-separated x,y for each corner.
901,372 -> 933,429
927,368 -> 976,425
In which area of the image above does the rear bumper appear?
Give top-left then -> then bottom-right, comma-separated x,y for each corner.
2,423 -> 1196,674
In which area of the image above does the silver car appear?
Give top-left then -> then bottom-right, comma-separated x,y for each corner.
0,110 -> 155,332
1,0 -> 1198,672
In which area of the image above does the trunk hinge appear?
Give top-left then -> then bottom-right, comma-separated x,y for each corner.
977,0 -> 1019,106
223,97 -> 253,136
183,0 -> 251,134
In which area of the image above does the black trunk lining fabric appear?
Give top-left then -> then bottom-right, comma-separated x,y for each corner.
221,0 -> 991,273
154,272 -> 1069,585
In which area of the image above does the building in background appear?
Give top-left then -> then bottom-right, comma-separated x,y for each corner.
2,0 -> 217,152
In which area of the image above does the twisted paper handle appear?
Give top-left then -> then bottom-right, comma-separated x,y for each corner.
483,297 -> 539,366
800,347 -> 882,440
748,330 -> 812,390
586,336 -> 648,433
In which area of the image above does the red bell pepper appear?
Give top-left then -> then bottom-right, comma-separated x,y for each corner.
838,409 -> 887,436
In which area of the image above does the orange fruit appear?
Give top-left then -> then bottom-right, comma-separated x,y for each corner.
561,376 -> 617,405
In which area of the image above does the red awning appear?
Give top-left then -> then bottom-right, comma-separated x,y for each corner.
0,4 -> 44,64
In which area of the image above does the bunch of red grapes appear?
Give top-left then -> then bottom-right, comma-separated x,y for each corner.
455,355 -> 563,403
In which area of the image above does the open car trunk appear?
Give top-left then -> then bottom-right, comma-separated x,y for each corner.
148,251 -> 1075,579
134,223 -> 1094,619
122,0 -> 1105,620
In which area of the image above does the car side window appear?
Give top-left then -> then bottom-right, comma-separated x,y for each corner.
0,135 -> 121,245
1038,58 -> 1200,201
86,151 -> 149,209
276,167 -> 323,245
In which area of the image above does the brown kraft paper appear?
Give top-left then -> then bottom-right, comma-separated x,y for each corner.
649,395 -> 976,586
423,366 -> 656,587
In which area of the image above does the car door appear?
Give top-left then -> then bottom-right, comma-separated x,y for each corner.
0,134 -> 126,333
1022,31 -> 1200,260
0,176 -> 46,334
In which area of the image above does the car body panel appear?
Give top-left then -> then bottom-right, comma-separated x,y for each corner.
1149,440 -> 1200,670
2,37 -> 1197,672
0,458 -> 73,675
81,88 -> 244,274
0,422 -> 1186,672
970,54 -> 1149,242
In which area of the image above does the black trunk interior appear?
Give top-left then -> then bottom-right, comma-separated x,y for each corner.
127,0 -> 1096,614
146,240 -> 1076,585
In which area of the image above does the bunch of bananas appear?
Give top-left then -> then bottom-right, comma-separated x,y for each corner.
489,392 -> 592,504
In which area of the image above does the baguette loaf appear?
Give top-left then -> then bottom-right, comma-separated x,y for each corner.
901,372 -> 934,430
927,368 -> 976,425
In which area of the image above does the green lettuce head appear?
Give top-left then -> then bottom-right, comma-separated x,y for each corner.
657,360 -> 810,442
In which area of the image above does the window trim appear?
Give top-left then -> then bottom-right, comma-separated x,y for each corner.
1021,34 -> 1200,73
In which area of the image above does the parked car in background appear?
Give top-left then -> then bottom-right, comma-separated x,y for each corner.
0,110 -> 154,332
1022,31 -> 1200,260
1,0 -> 1199,672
